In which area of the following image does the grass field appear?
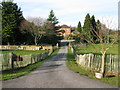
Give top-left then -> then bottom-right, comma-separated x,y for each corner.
75,44 -> 118,55
2,50 -> 48,55
2,48 -> 60,80
66,49 -> 119,86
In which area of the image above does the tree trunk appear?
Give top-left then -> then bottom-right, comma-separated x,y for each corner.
35,37 -> 37,45
7,42 -> 10,45
101,53 -> 105,77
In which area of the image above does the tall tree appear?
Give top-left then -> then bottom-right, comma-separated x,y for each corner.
2,0 -> 24,45
47,10 -> 59,26
47,10 -> 59,30
77,21 -> 82,33
19,20 -> 34,45
96,20 -> 101,31
47,10 -> 60,45
90,15 -> 99,43
83,13 -> 92,40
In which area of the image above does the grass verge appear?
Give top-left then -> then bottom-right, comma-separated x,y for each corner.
66,49 -> 119,86
2,50 -> 48,55
2,48 -> 60,81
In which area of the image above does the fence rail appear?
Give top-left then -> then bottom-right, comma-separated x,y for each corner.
69,44 -> 119,74
0,51 -> 52,70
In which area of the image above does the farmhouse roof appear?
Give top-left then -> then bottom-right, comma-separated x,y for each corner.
61,25 -> 70,28
72,30 -> 79,33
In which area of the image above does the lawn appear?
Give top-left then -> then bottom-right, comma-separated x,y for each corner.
75,44 -> 118,55
66,49 -> 119,86
1,50 -> 48,55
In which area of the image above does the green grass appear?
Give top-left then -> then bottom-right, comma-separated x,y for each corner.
2,48 -> 60,81
2,50 -> 48,55
75,44 -> 118,55
66,49 -> 119,86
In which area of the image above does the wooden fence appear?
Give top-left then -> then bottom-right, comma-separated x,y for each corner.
69,44 -> 119,75
0,45 -> 58,51
0,51 -> 52,70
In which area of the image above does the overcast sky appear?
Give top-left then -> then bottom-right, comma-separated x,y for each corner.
14,0 -> 118,28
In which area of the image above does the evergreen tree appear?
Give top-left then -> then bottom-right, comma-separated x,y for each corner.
96,20 -> 101,31
47,10 -> 59,25
83,13 -> 92,40
91,15 -> 97,31
47,10 -> 59,30
77,21 -> 82,33
91,15 -> 98,43
47,10 -> 60,45
96,20 -> 102,43
2,0 -> 24,45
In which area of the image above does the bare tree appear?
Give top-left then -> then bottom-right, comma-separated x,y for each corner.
20,17 -> 53,45
80,19 -> 118,77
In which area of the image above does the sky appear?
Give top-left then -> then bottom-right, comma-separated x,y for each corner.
14,0 -> 118,28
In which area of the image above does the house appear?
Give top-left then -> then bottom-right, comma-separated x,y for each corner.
57,24 -> 72,37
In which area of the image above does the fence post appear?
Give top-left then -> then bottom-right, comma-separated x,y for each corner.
1,54 -> 4,70
56,43 -> 59,48
30,55 -> 32,64
109,54 -> 112,73
9,53 -> 14,69
88,54 -> 90,68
